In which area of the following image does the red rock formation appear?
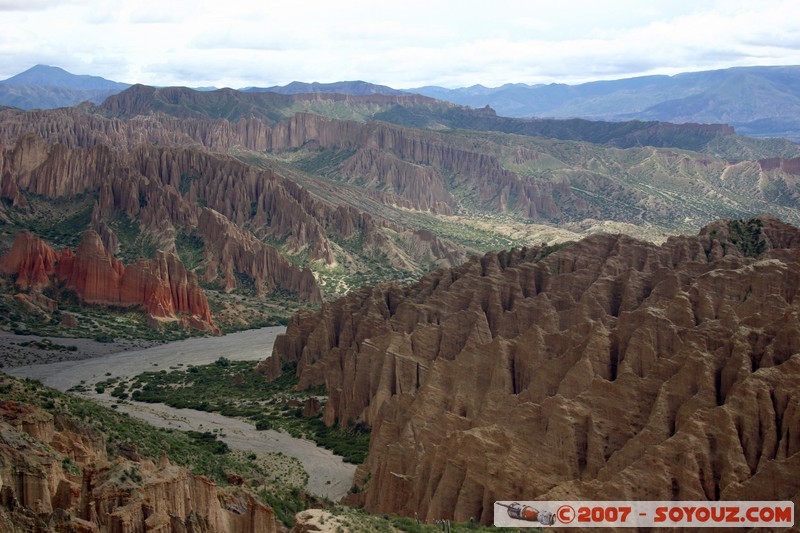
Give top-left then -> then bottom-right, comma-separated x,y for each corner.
0,398 -> 277,532
57,230 -> 125,304
57,230 -> 215,327
262,216 -> 800,524
759,157 -> 800,174
1,230 -> 218,332
0,231 -> 58,290
123,251 -> 215,325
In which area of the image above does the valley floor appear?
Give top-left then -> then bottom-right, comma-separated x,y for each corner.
4,326 -> 356,501
0,329 -> 162,368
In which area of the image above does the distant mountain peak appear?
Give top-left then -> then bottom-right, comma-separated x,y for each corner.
22,64 -> 68,75
0,65 -> 131,110
1,64 -> 129,91
242,80 -> 406,96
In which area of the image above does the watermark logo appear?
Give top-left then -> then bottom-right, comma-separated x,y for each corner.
493,501 -> 794,528
496,502 -> 556,525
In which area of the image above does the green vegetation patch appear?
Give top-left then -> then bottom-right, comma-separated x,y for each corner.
0,284 -> 195,341
16,338 -> 78,352
727,218 -> 767,257
175,230 -> 206,271
203,290 -> 308,335
293,148 -> 356,178
4,191 -> 95,249
107,211 -> 159,262
178,173 -> 197,196
102,358 -> 370,463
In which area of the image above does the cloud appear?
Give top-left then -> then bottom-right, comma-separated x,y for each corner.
190,29 -> 308,52
128,10 -> 185,24
1,0 -> 799,88
0,0 -> 68,11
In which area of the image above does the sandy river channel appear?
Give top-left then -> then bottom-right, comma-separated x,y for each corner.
6,326 -> 356,501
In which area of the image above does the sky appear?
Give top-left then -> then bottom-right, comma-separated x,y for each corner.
1,0 -> 799,89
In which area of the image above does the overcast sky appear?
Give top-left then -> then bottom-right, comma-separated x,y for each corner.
1,0 -> 799,88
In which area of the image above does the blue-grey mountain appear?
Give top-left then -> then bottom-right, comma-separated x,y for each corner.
410,66 -> 800,140
0,64 -> 130,109
242,80 -> 405,96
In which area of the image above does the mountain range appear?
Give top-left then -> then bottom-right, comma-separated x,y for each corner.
411,66 -> 800,139
1,64 -> 800,529
3,64 -> 800,139
242,80 -> 405,96
2,82 -> 800,340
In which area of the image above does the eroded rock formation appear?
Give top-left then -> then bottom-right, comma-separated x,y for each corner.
0,124 -> 470,300
262,216 -> 800,523
1,230 -> 218,332
0,398 -> 276,532
3,98 -> 799,234
0,109 -> 568,219
0,134 -> 325,301
340,148 -> 455,214
0,107 -> 578,221
269,113 -> 575,220
0,230 -> 59,290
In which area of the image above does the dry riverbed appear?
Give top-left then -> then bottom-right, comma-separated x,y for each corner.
4,326 -> 356,501
0,330 -> 162,368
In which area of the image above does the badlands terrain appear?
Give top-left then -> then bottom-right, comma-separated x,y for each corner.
1,72 -> 800,530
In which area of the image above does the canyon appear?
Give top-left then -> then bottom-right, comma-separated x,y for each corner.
2,83 -> 800,529
0,132 -> 324,302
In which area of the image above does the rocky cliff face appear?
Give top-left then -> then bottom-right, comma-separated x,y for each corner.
340,148 -> 455,214
0,107 -> 579,221
0,110 -> 471,300
262,216 -> 800,523
1,230 -> 218,332
0,230 -> 58,290
268,113 -> 576,220
4,102 -> 799,234
0,399 -> 276,532
0,133 -> 325,302
99,84 -> 440,123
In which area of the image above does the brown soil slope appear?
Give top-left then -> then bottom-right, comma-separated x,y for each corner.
261,216 -> 800,523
